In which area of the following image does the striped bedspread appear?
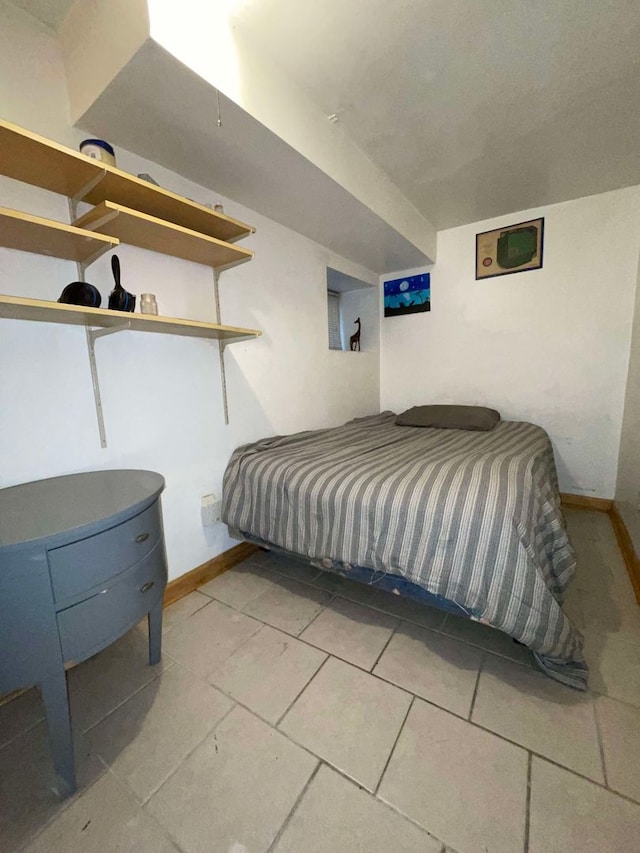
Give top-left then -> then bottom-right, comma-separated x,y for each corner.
222,412 -> 587,688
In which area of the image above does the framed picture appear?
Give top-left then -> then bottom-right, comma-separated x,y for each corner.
475,217 -> 544,280
384,272 -> 430,317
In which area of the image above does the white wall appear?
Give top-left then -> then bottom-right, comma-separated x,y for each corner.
616,253 -> 640,548
380,189 -> 640,499
0,2 -> 380,580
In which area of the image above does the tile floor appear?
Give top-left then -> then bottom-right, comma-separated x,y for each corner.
1,508 -> 640,852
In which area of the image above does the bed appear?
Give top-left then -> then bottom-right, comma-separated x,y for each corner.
221,411 -> 587,689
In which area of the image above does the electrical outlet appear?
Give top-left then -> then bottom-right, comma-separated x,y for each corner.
201,493 -> 221,527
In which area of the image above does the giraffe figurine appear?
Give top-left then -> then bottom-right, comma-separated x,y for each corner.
349,317 -> 361,351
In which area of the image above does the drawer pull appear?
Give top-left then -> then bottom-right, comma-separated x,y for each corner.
135,532 -> 150,543
140,581 -> 155,593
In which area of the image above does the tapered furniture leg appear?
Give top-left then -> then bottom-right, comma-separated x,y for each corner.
148,600 -> 163,666
40,672 -> 76,797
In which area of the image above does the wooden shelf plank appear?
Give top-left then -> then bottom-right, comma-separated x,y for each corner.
84,172 -> 254,244
0,119 -> 255,243
0,295 -> 262,341
0,206 -> 119,262
0,120 -> 100,198
74,202 -> 253,270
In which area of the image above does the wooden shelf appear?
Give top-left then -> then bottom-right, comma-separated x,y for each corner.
74,202 -> 253,270
0,206 -> 119,262
83,172 -> 254,244
0,120 -> 99,198
0,119 -> 255,243
0,119 -> 259,442
0,295 -> 262,341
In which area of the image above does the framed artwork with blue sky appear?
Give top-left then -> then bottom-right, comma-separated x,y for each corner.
383,273 -> 430,317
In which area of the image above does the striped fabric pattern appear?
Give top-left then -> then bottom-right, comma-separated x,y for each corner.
222,412 -> 587,688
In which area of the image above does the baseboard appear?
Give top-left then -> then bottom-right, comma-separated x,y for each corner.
560,493 -> 613,512
163,540 -> 258,607
609,503 -> 640,605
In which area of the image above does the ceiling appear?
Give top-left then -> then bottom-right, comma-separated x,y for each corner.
11,0 -> 640,236
232,0 -> 640,229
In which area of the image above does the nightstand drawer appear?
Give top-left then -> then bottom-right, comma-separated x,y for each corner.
57,544 -> 166,663
48,501 -> 161,604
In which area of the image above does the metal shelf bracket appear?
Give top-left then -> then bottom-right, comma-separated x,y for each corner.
67,197 -> 123,450
77,243 -> 113,280
85,322 -> 132,448
69,169 -> 107,221
213,269 -> 230,425
88,321 -> 132,343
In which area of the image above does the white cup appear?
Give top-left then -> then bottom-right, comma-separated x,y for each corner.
140,293 -> 158,315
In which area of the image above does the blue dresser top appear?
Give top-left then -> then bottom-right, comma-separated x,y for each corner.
0,470 -> 165,548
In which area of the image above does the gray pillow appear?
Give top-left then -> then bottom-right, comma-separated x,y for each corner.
395,405 -> 501,431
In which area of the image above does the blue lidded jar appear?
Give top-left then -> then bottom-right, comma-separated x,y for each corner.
79,138 -> 116,167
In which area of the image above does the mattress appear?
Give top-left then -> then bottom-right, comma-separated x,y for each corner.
222,412 -> 587,688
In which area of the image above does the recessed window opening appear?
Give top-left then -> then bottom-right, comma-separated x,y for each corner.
326,267 -> 374,352
327,289 -> 343,350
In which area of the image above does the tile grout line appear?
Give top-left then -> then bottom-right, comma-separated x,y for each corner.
139,699 -> 239,811
75,560 -> 638,840
15,533 -> 634,850
306,757 -> 449,850
274,654 -> 332,729
103,766 -> 190,853
368,617 -> 401,673
81,654 -> 176,736
206,621 -> 271,680
270,645 -> 640,808
374,694 -> 415,797
163,591 -> 213,624
0,712 -> 45,754
93,694 -> 239,818
210,675 -> 636,812
294,591 -> 339,637
210,560 -> 536,670
591,695 -> 609,789
265,760 -> 322,853
17,673 -> 640,849
138,696 -> 239,807
590,686 -> 640,713
236,574 -> 338,637
232,590 -> 532,687
374,781 -> 451,849
231,558 -> 461,638
469,720 -> 640,807
163,607 -> 640,811
467,652 -> 484,720
165,583 -> 640,809
257,560 -> 323,590
524,752 -> 532,853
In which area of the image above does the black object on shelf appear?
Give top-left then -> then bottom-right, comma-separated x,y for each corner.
108,255 -> 136,312
58,281 -> 101,308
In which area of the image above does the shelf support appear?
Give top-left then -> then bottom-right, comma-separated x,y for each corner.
77,242 -> 113,278
76,209 -> 119,234
84,327 -> 108,448
88,322 -> 132,342
213,269 -> 230,425
85,322 -> 132,448
67,207 -> 122,450
68,169 -> 107,221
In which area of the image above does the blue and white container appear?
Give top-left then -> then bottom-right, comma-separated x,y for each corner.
79,138 -> 116,167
